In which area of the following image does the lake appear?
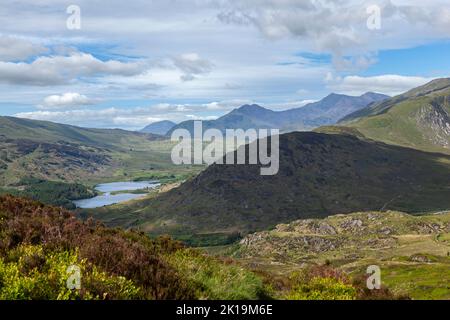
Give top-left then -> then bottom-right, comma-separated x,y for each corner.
73,180 -> 160,209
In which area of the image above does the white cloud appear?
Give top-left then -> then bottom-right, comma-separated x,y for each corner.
39,92 -> 97,109
0,36 -> 48,61
325,73 -> 435,96
185,115 -> 219,121
266,100 -> 318,111
12,99 -> 267,130
14,108 -> 144,129
111,116 -> 164,127
172,53 -> 214,81
217,0 -> 450,70
0,52 -> 145,86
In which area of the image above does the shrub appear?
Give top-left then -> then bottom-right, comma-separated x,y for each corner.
0,195 -> 195,299
0,245 -> 140,300
167,249 -> 268,300
283,264 -> 408,300
351,274 -> 410,300
286,276 -> 357,300
284,265 -> 357,300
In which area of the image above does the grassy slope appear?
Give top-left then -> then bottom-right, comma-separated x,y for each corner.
233,210 -> 450,299
0,116 -> 161,147
337,78 -> 450,154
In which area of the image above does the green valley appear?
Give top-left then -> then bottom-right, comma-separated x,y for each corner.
0,116 -> 203,208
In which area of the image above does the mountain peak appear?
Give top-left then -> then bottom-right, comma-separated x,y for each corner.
236,104 -> 268,113
319,93 -> 349,104
325,93 -> 344,99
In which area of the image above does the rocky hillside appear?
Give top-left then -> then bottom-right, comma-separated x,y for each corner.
238,210 -> 450,262
235,210 -> 450,299
339,78 -> 450,154
0,137 -> 112,185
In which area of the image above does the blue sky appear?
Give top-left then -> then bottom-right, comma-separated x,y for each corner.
363,42 -> 450,77
0,0 -> 450,129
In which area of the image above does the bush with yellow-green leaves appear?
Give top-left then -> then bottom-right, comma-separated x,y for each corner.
286,276 -> 357,300
0,245 -> 140,300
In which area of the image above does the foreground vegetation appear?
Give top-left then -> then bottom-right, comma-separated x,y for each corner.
0,195 -> 266,299
0,195 -> 408,300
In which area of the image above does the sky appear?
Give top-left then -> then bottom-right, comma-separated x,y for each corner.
1,0 -> 450,130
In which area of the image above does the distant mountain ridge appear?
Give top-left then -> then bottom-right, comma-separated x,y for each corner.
140,120 -> 176,135
166,92 -> 389,136
0,116 -> 160,148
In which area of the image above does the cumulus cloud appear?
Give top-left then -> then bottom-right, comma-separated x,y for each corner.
111,116 -> 164,127
217,0 -> 450,70
0,52 -> 145,86
13,99 -> 258,129
15,108 -> 128,128
38,92 -> 97,109
325,73 -> 435,96
218,1 -> 372,48
0,36 -> 48,61
172,53 -> 214,81
185,115 -> 219,121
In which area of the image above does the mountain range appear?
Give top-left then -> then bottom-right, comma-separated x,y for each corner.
165,92 -> 389,136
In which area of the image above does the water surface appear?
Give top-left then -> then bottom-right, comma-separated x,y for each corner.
74,180 -> 160,209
